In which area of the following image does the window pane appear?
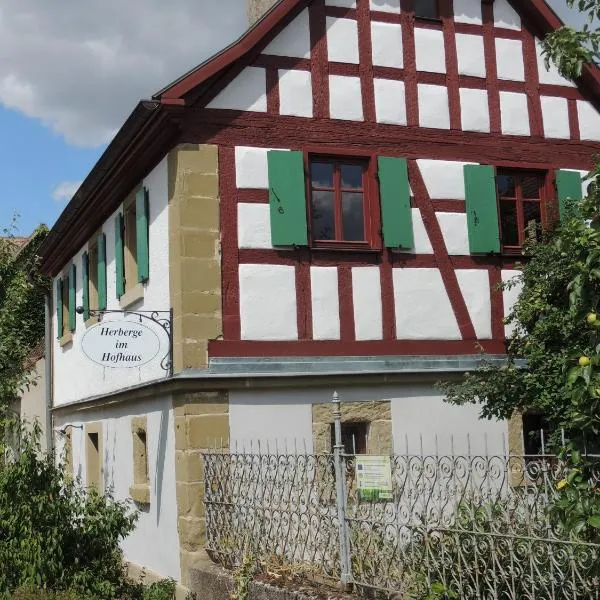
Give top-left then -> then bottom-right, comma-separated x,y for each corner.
311,191 -> 335,240
340,164 -> 363,189
497,174 -> 516,198
500,201 -> 519,246
311,162 -> 334,188
522,176 -> 542,199
342,192 -> 365,241
414,0 -> 438,18
523,201 -> 542,241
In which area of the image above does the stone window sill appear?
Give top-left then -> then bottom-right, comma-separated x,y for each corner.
59,331 -> 73,348
85,315 -> 99,328
129,483 -> 150,505
119,283 -> 144,310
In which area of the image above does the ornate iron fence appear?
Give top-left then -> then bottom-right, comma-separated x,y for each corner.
202,400 -> 600,598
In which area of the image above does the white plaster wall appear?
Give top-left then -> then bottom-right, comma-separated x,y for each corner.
374,78 -> 407,125
493,0 -> 521,30
418,84 -> 450,130
460,88 -> 490,133
578,101 -> 600,142
456,269 -> 492,339
437,212 -> 470,255
229,389 -> 315,451
53,158 -> 170,407
352,267 -> 383,341
326,0 -> 356,7
535,39 -> 576,87
235,146 -> 289,189
264,9 -> 311,58
501,269 -> 523,338
54,395 -> 180,581
371,21 -> 403,69
410,208 -> 433,254
415,28 -> 446,74
239,264 -> 298,340
326,17 -> 359,64
238,203 -> 273,249
311,267 -> 340,341
207,67 -> 267,112
329,75 -> 363,121
370,0 -> 401,13
393,268 -> 461,340
455,34 -> 486,78
278,69 -> 313,118
454,0 -> 482,25
417,160 -> 474,200
495,38 -> 524,81
229,385 -> 507,458
499,91 -> 530,136
541,96 -> 570,140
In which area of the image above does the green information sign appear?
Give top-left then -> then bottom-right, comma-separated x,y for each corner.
355,455 -> 393,501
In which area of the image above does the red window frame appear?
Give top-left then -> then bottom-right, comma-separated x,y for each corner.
496,170 -> 551,254
306,155 -> 381,251
413,0 -> 441,20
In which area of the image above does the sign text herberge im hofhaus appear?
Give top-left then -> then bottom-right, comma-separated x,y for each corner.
81,320 -> 161,369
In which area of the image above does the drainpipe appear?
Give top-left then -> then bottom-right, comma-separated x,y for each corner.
44,293 -> 53,454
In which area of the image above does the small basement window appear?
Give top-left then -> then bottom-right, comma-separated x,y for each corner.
414,0 -> 440,19
330,422 -> 369,455
522,413 -> 551,456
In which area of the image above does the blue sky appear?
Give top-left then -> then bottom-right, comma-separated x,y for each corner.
0,0 -> 587,236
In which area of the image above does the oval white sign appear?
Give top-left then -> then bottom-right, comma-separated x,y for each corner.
81,320 -> 161,369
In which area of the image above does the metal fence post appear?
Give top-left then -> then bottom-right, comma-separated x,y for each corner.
332,391 -> 352,589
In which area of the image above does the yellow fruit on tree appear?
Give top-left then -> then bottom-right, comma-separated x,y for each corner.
579,356 -> 591,367
588,313 -> 598,325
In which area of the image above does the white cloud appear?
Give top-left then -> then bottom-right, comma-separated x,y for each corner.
52,180 -> 82,202
0,0 -> 247,147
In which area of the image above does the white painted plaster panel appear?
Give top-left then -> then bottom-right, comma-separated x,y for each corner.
460,88 -> 490,133
411,208 -> 433,254
264,9 -> 311,58
352,267 -> 383,341
207,67 -> 267,112
229,390 -> 315,451
456,269 -> 492,339
239,264 -> 298,341
370,0 -> 401,12
418,84 -> 450,129
495,38 -> 524,81
234,146 -> 288,189
500,91 -> 530,136
326,17 -> 359,64
578,101 -> 600,141
326,0 -> 356,6
393,268 -> 461,340
535,39 -> 576,87
455,34 -> 486,78
541,96 -> 570,139
371,21 -> 403,68
374,78 -> 407,125
311,267 -> 340,341
54,397 -> 180,580
437,212 -> 470,255
415,28 -> 446,73
417,160 -> 474,200
329,75 -> 364,121
53,158 -> 170,407
502,269 -> 523,337
238,203 -> 273,249
391,386 -> 507,455
278,69 -> 313,117
493,0 -> 521,30
453,0 -> 482,24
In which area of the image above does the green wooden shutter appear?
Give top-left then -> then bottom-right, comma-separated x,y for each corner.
268,151 -> 308,247
556,170 -> 583,221
82,252 -> 89,321
115,214 -> 125,299
69,264 -> 76,332
464,165 -> 501,254
98,233 -> 107,311
136,187 -> 149,283
378,156 -> 413,249
56,278 -> 63,338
